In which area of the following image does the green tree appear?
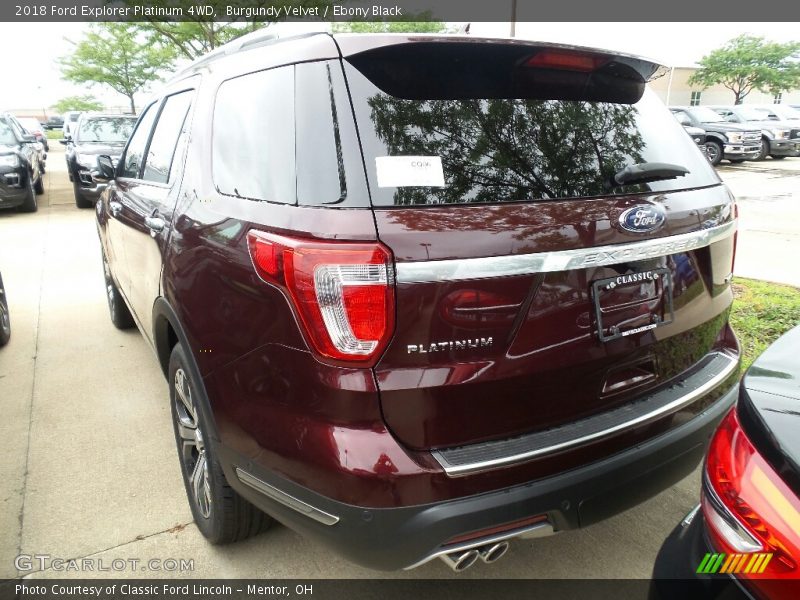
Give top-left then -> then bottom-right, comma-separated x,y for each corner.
689,35 -> 800,105
60,23 -> 176,113
52,95 -> 104,114
124,1 -> 333,60
332,11 -> 447,33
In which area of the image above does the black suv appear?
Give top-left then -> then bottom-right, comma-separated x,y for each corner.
671,106 -> 761,165
64,113 -> 136,208
0,114 -> 44,212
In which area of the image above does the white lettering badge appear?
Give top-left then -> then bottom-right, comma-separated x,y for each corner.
375,156 -> 446,188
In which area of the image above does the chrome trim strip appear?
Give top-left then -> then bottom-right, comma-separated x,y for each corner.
432,352 -> 739,476
235,467 -> 340,526
396,220 -> 737,283
403,521 -> 555,570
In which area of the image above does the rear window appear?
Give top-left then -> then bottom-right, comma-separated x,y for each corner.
344,48 -> 718,207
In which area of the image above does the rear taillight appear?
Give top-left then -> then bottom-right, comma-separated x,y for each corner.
247,230 -> 395,366
702,408 -> 800,580
525,50 -> 608,72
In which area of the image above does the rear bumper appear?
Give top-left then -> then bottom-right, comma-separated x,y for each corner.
221,381 -> 738,570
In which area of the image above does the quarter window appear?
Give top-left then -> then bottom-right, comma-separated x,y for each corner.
142,91 -> 193,184
121,105 -> 157,179
212,66 -> 295,204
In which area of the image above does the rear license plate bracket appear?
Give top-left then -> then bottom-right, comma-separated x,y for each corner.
591,268 -> 674,343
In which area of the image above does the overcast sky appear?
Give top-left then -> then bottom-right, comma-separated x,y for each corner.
1,21 -> 798,112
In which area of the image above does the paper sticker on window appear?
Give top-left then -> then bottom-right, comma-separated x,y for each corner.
375,156 -> 445,188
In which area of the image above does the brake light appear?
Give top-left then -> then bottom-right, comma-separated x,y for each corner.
525,50 -> 608,72
702,408 -> 800,581
247,230 -> 395,366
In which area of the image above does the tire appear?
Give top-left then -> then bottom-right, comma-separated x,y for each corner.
704,140 -> 723,166
17,173 -> 38,213
755,139 -> 769,161
729,159 -> 746,164
34,172 -> 44,195
0,274 -> 10,347
771,155 -> 787,160
101,249 -> 135,329
168,343 -> 272,544
74,183 -> 93,209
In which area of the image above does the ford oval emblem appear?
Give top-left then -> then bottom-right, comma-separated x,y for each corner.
618,205 -> 666,234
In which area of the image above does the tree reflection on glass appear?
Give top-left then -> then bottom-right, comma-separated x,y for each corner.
76,117 -> 136,143
367,96 -> 647,205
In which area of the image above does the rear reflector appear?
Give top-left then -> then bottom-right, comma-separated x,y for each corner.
702,408 -> 800,579
247,230 -> 395,366
525,50 -> 608,72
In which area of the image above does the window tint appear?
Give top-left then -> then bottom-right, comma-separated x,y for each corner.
142,91 -> 193,184
346,62 -> 719,206
121,105 -> 157,178
213,66 -> 295,204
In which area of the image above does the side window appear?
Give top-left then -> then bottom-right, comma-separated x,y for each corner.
212,65 -> 295,204
142,91 -> 193,184
120,105 -> 158,179
295,61 -> 346,205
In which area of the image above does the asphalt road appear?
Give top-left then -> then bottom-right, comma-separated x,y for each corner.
0,147 -> 798,580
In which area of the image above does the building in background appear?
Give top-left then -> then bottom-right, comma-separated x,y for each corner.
649,66 -> 800,106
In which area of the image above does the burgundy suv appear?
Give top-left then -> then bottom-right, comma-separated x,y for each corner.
95,32 -> 740,572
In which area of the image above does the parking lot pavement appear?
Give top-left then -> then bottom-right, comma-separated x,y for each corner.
0,148 -> 797,580
718,159 -> 800,287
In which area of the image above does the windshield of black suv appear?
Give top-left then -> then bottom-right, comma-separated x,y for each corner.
345,58 -> 718,206
688,107 -> 726,123
0,120 -> 18,145
76,117 -> 135,143
755,105 -> 800,120
734,107 -> 771,121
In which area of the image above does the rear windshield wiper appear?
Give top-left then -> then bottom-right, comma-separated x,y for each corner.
611,162 -> 689,188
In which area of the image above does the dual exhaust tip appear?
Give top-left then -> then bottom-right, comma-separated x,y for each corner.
440,541 -> 510,572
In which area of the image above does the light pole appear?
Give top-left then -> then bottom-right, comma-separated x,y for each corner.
510,0 -> 517,38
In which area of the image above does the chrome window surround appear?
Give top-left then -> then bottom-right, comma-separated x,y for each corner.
235,467 -> 339,526
432,351 -> 739,476
395,220 -> 737,283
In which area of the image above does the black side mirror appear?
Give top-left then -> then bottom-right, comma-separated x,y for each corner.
58,139 -> 70,145
93,155 -> 116,183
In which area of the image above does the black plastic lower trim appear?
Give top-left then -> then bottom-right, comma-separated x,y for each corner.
218,382 -> 738,571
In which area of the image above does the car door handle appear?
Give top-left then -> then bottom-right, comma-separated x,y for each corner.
109,200 -> 122,217
145,216 -> 166,235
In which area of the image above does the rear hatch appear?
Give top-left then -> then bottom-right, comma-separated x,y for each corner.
339,38 -> 737,451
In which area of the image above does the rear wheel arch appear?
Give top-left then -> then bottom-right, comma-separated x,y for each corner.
152,298 -> 221,443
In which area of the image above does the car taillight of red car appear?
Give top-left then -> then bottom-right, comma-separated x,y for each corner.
247,230 -> 395,367
702,408 -> 800,593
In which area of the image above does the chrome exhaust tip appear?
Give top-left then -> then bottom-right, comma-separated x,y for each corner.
439,549 -> 480,572
479,541 -> 509,564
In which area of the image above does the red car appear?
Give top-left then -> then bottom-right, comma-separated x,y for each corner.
94,32 -> 740,571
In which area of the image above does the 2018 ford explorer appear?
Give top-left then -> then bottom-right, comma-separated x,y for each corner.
95,32 -> 741,572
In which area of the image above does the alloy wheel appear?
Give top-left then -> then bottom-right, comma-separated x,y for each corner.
174,368 -> 212,518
